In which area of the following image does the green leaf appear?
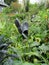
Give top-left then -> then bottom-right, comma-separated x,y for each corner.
23,62 -> 34,65
39,44 -> 49,53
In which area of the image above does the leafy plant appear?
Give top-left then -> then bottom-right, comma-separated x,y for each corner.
0,3 -> 49,65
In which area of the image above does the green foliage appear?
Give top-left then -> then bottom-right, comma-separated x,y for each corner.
0,3 -> 49,65
29,4 -> 39,15
5,0 -> 18,5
